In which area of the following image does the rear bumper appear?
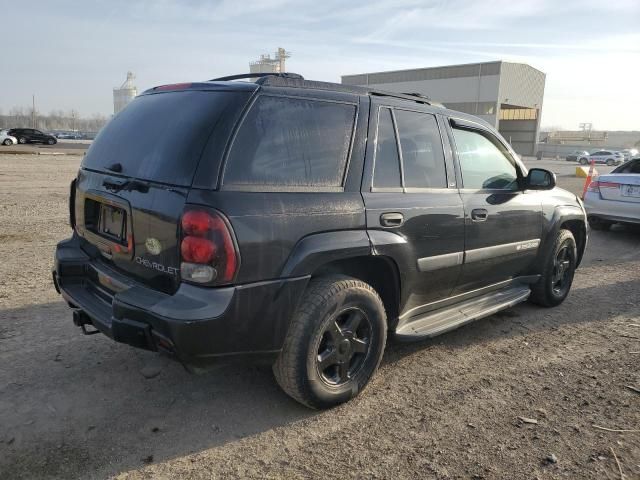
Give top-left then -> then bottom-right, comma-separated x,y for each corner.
584,192 -> 640,224
53,235 -> 309,366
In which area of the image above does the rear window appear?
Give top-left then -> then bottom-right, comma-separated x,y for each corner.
83,91 -> 244,186
223,95 -> 356,189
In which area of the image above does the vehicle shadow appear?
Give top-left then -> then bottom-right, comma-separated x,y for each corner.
0,301 -> 313,480
0,263 -> 638,480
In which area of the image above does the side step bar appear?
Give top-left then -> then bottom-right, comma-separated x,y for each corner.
395,285 -> 530,340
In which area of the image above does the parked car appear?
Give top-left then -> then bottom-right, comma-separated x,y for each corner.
7,128 -> 57,145
53,73 -> 587,409
580,150 -> 624,166
566,150 -> 589,162
55,131 -> 85,140
0,129 -> 18,146
584,157 -> 640,229
620,148 -> 639,161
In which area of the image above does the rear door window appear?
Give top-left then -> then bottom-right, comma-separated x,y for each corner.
223,95 -> 356,189
83,91 -> 245,186
394,110 -> 447,188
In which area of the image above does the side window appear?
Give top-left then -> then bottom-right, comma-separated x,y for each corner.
394,110 -> 446,188
224,96 -> 356,188
452,128 -> 518,190
620,159 -> 640,174
373,108 -> 402,188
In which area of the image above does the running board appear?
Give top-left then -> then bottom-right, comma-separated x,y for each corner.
395,285 -> 531,341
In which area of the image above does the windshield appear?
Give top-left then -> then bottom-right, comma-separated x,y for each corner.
82,90 -> 245,186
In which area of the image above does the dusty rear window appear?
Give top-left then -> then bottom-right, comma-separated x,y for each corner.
83,91 -> 243,186
223,95 -> 356,189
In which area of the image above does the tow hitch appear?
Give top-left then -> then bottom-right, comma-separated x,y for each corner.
72,310 -> 100,335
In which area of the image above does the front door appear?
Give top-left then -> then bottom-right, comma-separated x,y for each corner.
447,118 -> 543,294
362,102 -> 465,320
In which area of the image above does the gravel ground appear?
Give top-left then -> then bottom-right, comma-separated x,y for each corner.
0,154 -> 638,480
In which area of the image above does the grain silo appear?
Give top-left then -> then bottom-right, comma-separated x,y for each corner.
113,72 -> 137,114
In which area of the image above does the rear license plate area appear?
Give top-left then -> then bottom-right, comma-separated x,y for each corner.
99,204 -> 125,241
84,197 -> 127,244
621,185 -> 640,198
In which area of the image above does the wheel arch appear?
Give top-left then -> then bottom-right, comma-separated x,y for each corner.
538,205 -> 587,269
311,255 -> 402,330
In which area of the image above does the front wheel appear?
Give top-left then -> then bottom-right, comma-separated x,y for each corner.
273,275 -> 387,409
18,137 -> 27,144
606,159 -> 614,166
2,139 -> 12,146
530,229 -> 577,307
47,138 -> 55,145
579,158 -> 588,165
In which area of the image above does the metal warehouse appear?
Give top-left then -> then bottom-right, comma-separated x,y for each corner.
342,61 -> 545,156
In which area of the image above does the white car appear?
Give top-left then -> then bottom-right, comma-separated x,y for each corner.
584,157 -> 640,229
580,150 -> 624,166
0,129 -> 17,146
620,149 -> 639,161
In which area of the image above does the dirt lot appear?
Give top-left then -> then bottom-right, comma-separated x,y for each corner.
1,155 -> 638,480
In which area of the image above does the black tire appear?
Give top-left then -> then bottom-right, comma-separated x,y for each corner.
2,139 -> 12,146
588,216 -> 612,231
18,137 -> 27,144
47,138 -> 55,145
273,275 -> 387,409
606,159 -> 614,166
579,158 -> 588,165
530,229 -> 577,307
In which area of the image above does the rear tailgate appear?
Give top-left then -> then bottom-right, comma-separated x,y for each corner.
597,174 -> 640,203
74,89 -> 252,294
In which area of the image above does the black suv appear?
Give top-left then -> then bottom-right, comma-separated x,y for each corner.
53,73 -> 587,408
8,128 -> 57,145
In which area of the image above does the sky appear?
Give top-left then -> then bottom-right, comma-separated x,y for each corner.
1,0 -> 639,130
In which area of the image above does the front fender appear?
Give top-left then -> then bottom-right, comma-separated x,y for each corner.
537,204 -> 587,270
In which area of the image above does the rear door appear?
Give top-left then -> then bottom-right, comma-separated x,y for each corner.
74,89 -> 252,293
447,118 -> 542,294
362,100 -> 465,317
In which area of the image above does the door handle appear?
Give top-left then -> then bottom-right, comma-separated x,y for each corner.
471,208 -> 488,222
380,212 -> 404,228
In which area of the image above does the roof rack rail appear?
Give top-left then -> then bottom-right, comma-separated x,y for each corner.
401,92 -> 431,100
208,72 -> 305,82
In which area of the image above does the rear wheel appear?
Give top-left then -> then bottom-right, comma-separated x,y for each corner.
530,229 -> 577,307
606,158 -> 614,166
579,157 -> 588,165
18,137 -> 27,144
2,139 -> 12,146
273,275 -> 387,409
588,216 -> 612,231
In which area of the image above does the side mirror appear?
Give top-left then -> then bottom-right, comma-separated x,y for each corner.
526,168 -> 556,190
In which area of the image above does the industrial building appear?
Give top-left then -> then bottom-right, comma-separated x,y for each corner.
342,61 -> 545,156
113,72 -> 137,115
250,48 -> 291,76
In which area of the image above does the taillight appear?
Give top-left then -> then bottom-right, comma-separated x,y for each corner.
179,207 -> 239,285
586,180 -> 620,193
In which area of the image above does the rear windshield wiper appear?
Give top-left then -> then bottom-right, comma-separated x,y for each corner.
103,178 -> 149,193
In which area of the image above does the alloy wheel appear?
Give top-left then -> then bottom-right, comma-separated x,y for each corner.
316,308 -> 372,386
551,245 -> 573,296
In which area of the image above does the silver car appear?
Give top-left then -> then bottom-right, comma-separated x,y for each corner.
580,150 -> 624,166
0,129 -> 17,146
584,157 -> 640,229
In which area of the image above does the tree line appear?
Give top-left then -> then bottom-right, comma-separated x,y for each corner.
0,107 -> 109,132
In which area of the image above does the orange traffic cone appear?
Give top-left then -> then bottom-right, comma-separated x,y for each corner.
581,159 -> 596,199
